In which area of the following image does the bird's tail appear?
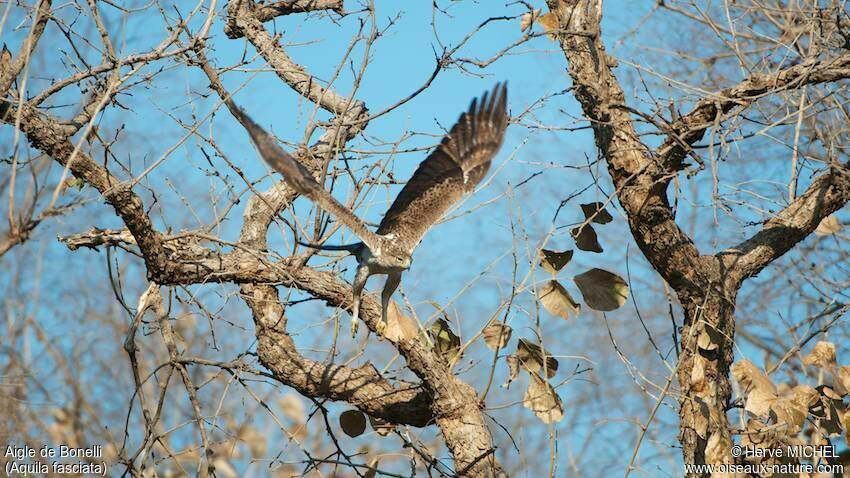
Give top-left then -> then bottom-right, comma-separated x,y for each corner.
298,240 -> 363,254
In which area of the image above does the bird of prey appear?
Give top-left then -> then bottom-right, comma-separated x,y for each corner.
230,83 -> 508,336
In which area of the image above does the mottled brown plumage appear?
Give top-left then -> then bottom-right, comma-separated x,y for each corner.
377,85 -> 508,252
233,83 -> 509,335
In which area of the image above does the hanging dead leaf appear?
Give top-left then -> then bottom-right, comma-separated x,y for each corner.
340,409 -> 367,437
731,360 -> 777,396
690,357 -> 706,393
502,355 -> 520,388
834,366 -> 850,396
802,341 -> 836,369
237,426 -> 266,459
538,280 -> 580,319
367,415 -> 394,437
688,397 -> 710,439
278,394 -> 306,423
580,202 -> 613,224
732,360 -> 779,417
789,384 -> 819,411
539,249 -> 573,274
519,10 -> 558,39
813,385 -> 843,436
517,338 -> 558,378
844,410 -> 850,447
571,224 -> 603,252
482,322 -> 512,350
740,418 -> 781,451
745,387 -> 777,417
211,457 -> 238,478
815,214 -> 842,235
383,300 -> 420,343
523,373 -> 564,423
573,269 -> 628,311
537,12 -> 559,39
696,326 -> 720,352
519,9 -> 539,31
769,395 -> 807,434
430,317 -> 461,363
704,432 -> 729,467
821,385 -> 842,401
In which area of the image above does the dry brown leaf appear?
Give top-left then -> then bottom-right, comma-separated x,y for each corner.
482,322 -> 512,350
690,357 -> 706,393
367,415 -> 394,437
580,202 -> 613,224
537,12 -> 559,39
539,248 -> 573,274
696,324 -> 723,352
770,395 -> 807,434
383,300 -> 419,343
519,10 -> 558,40
789,384 -> 820,411
538,280 -> 580,319
740,418 -> 781,451
211,457 -> 238,478
844,409 -> 850,447
812,385 -> 844,436
340,409 -> 367,437
238,426 -> 266,459
278,394 -> 306,423
732,360 -> 776,394
519,9 -> 539,31
802,341 -> 836,369
573,268 -> 628,311
689,397 -> 710,439
430,317 -> 461,363
821,385 -> 842,401
571,224 -> 603,252
815,214 -> 842,235
704,432 -> 728,467
517,338 -> 558,378
732,360 -> 778,417
746,387 -> 777,417
523,373 -> 564,423
834,366 -> 850,396
502,355 -> 520,388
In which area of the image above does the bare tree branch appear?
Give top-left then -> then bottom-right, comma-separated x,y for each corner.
658,52 -> 850,169
722,162 -> 850,285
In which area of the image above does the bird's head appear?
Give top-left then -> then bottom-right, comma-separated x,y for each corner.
388,252 -> 411,269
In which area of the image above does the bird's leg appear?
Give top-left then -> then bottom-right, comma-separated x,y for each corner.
378,271 -> 402,338
350,265 -> 370,338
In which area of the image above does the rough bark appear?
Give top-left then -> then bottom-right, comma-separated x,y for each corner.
5,0 -> 505,473
544,0 -> 850,475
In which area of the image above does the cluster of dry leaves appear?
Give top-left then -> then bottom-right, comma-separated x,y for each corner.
731,341 -> 850,469
334,203 -> 630,428
502,203 -> 629,424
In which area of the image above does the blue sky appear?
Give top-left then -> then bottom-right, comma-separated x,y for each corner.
3,0 -> 849,476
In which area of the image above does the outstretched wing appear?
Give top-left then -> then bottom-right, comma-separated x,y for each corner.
227,103 -> 381,251
376,83 -> 508,249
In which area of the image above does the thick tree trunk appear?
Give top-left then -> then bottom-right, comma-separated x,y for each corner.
545,0 -> 850,474
676,276 -> 738,476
